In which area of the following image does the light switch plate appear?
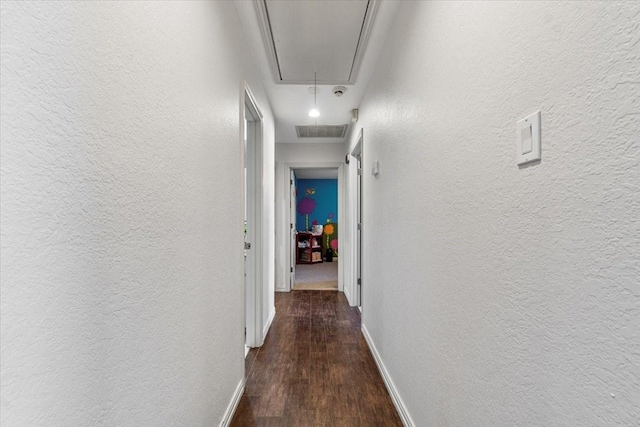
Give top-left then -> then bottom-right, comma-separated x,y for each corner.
517,111 -> 541,165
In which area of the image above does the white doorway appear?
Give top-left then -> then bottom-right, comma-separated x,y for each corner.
285,163 -> 345,293
291,167 -> 340,291
243,87 -> 263,352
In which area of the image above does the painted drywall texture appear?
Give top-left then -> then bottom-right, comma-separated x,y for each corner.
255,79 -> 277,350
1,2 -> 274,425
261,122 -> 277,343
351,1 -> 639,425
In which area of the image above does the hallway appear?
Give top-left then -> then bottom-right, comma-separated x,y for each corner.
231,291 -> 401,426
2,1 -> 639,425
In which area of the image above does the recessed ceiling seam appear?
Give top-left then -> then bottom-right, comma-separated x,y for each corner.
349,0 -> 371,82
263,0 -> 283,81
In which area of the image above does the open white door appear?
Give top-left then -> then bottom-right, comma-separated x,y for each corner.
243,87 -> 264,349
244,107 -> 257,350
350,130 -> 363,309
243,116 -> 249,356
290,170 -> 297,290
356,153 -> 362,310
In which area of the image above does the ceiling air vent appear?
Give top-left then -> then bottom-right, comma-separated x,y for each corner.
296,124 -> 349,139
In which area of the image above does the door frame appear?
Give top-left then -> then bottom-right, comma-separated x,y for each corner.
242,83 -> 264,349
350,129 -> 364,313
289,169 -> 297,290
284,162 -> 345,292
348,129 -> 363,309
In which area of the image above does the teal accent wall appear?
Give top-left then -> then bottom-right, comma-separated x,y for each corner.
296,179 -> 337,231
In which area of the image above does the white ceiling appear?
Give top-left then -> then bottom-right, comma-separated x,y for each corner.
234,1 -> 401,144
294,168 -> 339,179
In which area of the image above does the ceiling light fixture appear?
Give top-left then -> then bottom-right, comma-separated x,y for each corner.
308,72 -> 320,118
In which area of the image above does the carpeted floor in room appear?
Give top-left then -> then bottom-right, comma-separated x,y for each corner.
294,261 -> 338,290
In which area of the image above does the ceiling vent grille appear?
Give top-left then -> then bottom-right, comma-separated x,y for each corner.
296,124 -> 349,138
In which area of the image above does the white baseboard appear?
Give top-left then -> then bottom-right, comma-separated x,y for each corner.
343,285 -> 353,306
361,324 -> 415,427
219,378 -> 245,427
275,286 -> 289,292
262,307 -> 276,341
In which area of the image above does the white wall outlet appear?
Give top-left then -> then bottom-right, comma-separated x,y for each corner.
517,111 -> 541,165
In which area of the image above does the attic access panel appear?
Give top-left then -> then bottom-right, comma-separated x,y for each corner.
257,0 -> 378,84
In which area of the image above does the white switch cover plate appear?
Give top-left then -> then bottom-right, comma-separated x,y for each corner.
517,111 -> 541,165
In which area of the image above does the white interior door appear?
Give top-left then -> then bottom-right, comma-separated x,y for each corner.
244,88 -> 264,349
244,109 -> 256,349
290,169 -> 297,290
244,118 -> 248,355
356,154 -> 362,309
350,131 -> 363,309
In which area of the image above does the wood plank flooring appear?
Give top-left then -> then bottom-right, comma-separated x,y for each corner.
231,291 -> 402,426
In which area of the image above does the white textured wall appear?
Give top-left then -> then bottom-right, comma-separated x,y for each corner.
260,116 -> 277,343
351,1 -> 640,425
1,2 -> 273,425
274,143 -> 346,290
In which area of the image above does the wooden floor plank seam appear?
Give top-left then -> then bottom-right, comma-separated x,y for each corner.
231,290 -> 403,426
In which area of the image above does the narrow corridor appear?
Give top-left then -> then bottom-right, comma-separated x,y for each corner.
231,291 -> 402,426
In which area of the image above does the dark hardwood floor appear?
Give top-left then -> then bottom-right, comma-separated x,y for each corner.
230,290 -> 402,426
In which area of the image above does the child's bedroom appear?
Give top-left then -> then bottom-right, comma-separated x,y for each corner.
293,168 -> 339,290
